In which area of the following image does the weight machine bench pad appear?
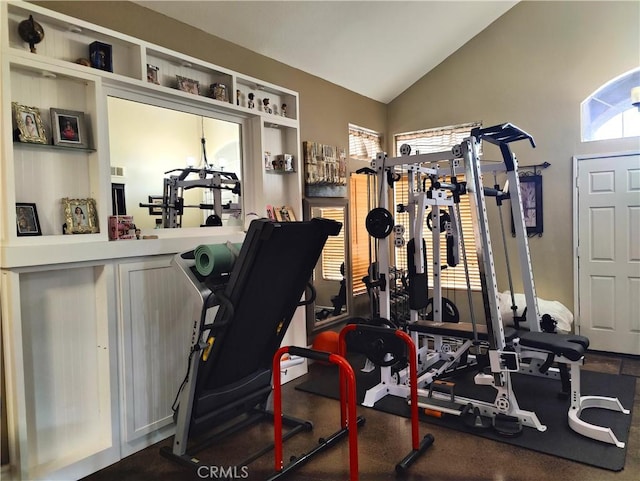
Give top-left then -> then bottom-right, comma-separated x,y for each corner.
517,332 -> 589,362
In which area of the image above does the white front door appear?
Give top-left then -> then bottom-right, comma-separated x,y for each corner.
575,152 -> 640,354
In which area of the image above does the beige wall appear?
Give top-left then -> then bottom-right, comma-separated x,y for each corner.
388,1 -> 640,310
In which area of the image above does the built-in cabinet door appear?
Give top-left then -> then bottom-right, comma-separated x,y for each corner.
1,264 -> 119,481
117,256 -> 194,457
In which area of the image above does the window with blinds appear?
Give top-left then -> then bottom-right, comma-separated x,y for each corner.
395,122 -> 482,156
318,207 -> 345,281
349,124 -> 382,295
349,124 -> 383,161
349,174 -> 372,295
393,122 -> 482,291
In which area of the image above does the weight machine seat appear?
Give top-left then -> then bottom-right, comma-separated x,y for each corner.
408,320 -> 518,343
189,218 -> 341,431
517,332 -> 589,362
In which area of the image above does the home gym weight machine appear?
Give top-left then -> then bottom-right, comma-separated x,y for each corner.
359,123 -> 629,446
139,166 -> 241,228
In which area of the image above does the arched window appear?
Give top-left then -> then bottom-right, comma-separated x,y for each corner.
581,68 -> 640,141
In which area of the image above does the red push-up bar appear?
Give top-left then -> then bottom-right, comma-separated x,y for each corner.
271,346 -> 363,481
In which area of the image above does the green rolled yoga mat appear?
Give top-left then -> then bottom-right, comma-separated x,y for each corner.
194,242 -> 242,276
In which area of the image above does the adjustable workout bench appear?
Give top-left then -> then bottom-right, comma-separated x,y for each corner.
514,331 -> 630,448
161,218 -> 342,468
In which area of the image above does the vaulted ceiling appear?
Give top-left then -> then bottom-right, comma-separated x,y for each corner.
135,1 -> 517,103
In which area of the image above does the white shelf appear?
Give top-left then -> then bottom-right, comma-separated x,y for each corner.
2,0 -> 302,256
236,75 -> 298,121
6,1 -> 143,80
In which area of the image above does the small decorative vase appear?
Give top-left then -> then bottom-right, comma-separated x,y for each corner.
18,15 -> 45,53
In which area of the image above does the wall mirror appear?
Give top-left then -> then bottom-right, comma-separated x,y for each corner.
107,96 -> 242,230
304,198 -> 351,340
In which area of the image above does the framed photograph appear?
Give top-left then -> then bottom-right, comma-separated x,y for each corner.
89,41 -> 113,72
62,197 -> 100,234
12,102 -> 47,144
147,64 -> 160,84
176,75 -> 200,95
50,108 -> 90,149
275,205 -> 296,222
512,175 -> 543,237
16,203 -> 42,236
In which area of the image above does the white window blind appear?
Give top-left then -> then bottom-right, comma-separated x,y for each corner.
393,122 -> 482,291
395,122 -> 481,156
318,207 -> 345,281
349,124 -> 383,161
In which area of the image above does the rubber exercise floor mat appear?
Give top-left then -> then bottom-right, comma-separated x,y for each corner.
295,359 -> 636,471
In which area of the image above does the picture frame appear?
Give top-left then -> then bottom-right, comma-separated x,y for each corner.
176,75 -> 200,95
50,108 -> 90,149
303,141 -> 347,197
12,102 -> 47,144
16,203 -> 42,236
147,64 -> 159,84
512,175 -> 543,237
274,205 -> 296,222
89,41 -> 113,72
62,197 -> 100,234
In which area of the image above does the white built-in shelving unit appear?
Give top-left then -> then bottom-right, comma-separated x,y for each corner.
0,2 -> 304,480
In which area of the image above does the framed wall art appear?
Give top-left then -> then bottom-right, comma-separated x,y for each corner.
303,141 -> 347,197
512,175 -> 543,237
62,197 -> 100,234
50,108 -> 90,149
16,202 -> 42,236
12,102 -> 47,144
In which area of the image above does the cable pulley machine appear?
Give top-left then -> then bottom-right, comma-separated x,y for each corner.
353,122 -> 629,447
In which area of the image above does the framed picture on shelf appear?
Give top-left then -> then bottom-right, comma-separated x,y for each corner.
12,102 -> 47,144
147,64 -> 159,84
89,41 -> 113,72
50,108 -> 90,149
16,203 -> 41,236
62,197 -> 100,234
275,205 -> 296,222
176,75 -> 200,95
